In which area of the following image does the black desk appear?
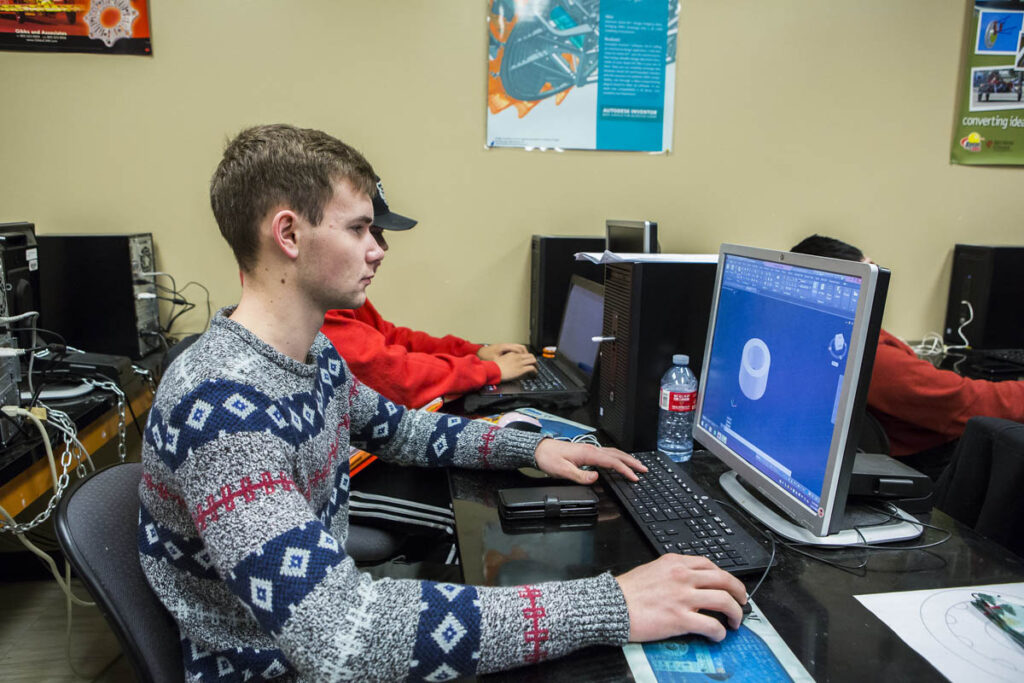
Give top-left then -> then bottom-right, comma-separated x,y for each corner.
935,349 -> 1024,381
449,451 -> 1024,682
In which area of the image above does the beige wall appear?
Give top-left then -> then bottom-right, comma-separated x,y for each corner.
0,1 -> 1018,345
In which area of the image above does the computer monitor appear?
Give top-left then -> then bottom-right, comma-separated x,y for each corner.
554,275 -> 604,379
693,244 -> 920,545
605,219 -> 658,254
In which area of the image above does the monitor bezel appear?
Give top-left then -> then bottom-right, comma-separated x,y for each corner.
693,244 -> 880,538
605,219 -> 658,254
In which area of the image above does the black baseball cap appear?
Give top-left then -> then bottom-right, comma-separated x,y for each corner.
372,177 -> 417,231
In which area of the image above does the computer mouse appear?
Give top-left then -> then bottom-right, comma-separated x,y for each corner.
502,420 -> 543,433
497,412 -> 543,432
699,601 -> 751,631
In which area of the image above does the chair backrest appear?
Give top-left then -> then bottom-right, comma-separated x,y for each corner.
55,462 -> 185,683
933,416 -> 1024,558
857,410 -> 891,455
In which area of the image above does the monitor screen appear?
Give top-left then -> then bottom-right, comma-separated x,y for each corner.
555,276 -> 604,379
606,219 -> 658,254
694,245 -> 883,537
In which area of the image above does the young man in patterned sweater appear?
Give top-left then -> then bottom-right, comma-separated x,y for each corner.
138,124 -> 747,681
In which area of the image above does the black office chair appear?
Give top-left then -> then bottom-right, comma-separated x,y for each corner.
54,462 -> 185,683
857,410 -> 891,455
160,333 -> 201,376
933,416 -> 1024,558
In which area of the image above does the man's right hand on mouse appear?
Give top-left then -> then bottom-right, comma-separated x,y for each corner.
493,350 -> 538,381
615,554 -> 748,643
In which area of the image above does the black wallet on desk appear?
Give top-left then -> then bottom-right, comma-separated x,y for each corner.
497,485 -> 599,521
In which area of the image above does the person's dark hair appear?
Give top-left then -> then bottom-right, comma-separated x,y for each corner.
210,124 -> 377,272
790,234 -> 864,262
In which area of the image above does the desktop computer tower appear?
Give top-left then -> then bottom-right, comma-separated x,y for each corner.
598,261 -> 717,452
943,244 -> 1024,349
0,223 -> 41,352
530,235 -> 605,350
38,233 -> 161,359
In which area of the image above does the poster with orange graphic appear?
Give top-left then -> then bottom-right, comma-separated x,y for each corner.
487,0 -> 678,152
0,0 -> 150,55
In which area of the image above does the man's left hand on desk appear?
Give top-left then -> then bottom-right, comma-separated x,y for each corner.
533,439 -> 648,484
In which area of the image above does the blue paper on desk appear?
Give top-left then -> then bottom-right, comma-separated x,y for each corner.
623,600 -> 812,682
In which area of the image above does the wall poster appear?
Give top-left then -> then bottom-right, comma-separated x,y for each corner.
487,0 -> 679,153
0,1 -> 151,55
952,2 -> 1024,165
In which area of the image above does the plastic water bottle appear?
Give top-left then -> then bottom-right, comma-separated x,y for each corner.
657,354 -> 698,462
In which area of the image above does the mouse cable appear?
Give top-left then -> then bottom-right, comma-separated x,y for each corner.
714,495 -> 873,574
710,496 -> 776,599
571,433 -> 601,447
550,433 -> 602,447
722,498 -> 953,574
847,503 -> 953,551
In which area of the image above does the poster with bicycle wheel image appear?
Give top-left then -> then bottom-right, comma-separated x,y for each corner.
487,0 -> 679,152
951,2 -> 1024,165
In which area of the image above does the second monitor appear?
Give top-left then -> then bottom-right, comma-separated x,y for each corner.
605,219 -> 658,254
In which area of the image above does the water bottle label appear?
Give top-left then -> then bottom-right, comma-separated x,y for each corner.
660,389 -> 696,412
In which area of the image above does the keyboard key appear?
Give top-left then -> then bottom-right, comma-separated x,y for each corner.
600,450 -> 772,576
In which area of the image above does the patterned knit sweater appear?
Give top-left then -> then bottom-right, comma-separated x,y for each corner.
138,311 -> 630,682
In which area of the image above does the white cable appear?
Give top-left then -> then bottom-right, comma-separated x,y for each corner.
909,300 -> 974,358
2,406 -> 58,487
0,310 -> 39,325
946,300 -> 974,351
0,406 -> 94,607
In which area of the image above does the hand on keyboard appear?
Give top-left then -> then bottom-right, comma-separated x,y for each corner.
476,343 -> 529,361
533,440 -> 647,484
493,351 -> 538,381
615,554 -> 748,642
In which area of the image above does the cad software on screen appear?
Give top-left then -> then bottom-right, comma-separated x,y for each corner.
698,254 -> 862,514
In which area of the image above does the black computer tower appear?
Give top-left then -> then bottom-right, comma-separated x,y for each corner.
530,235 -> 605,350
38,233 -> 161,359
598,261 -> 717,452
0,223 -> 41,351
943,244 -> 1024,349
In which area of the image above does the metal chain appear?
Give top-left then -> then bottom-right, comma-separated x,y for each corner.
85,378 -> 128,464
2,419 -> 75,535
0,381 -> 129,535
132,364 -> 157,395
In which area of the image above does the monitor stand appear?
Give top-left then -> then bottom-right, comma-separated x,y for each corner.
719,471 -> 923,546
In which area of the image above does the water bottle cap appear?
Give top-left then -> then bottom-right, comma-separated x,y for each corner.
673,354 -> 689,366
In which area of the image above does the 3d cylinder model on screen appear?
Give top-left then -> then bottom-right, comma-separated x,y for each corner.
739,338 -> 771,401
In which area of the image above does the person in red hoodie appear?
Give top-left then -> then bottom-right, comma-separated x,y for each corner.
321,177 -> 537,409
321,179 -> 538,561
791,235 -> 1024,478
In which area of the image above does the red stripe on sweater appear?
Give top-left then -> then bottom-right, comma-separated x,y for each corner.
517,585 -> 549,663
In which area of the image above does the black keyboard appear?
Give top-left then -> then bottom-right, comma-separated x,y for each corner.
520,359 -> 567,392
602,451 -> 772,575
976,348 -> 1024,367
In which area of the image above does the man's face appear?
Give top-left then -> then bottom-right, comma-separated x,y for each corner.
296,178 -> 382,311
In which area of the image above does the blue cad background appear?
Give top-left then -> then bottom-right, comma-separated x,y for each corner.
701,287 -> 853,500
